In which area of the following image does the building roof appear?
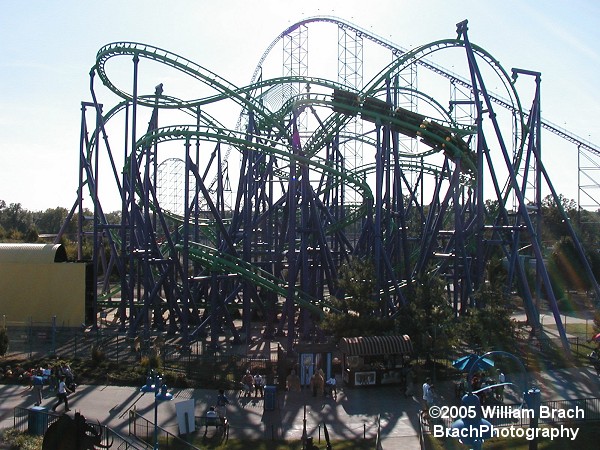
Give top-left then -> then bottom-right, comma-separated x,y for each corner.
339,335 -> 413,356
0,243 -> 67,263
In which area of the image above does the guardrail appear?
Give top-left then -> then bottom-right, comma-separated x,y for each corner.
128,408 -> 381,447
129,410 -> 200,449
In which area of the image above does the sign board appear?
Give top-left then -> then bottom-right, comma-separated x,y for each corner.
175,399 -> 196,435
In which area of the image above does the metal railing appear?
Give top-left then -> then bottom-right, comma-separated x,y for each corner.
129,410 -> 200,449
419,396 -> 600,448
128,409 -> 381,447
13,406 -> 147,450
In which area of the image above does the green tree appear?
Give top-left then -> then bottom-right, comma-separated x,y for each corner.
335,257 -> 377,316
541,194 -> 577,242
0,202 -> 33,238
33,207 -> 69,235
459,285 -> 517,351
322,258 -> 394,339
550,236 -> 591,291
394,271 -> 456,355
24,226 -> 38,243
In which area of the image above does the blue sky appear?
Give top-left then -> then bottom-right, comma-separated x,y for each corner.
1,0 -> 598,211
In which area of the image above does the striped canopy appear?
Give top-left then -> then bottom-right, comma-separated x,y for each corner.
339,335 -> 413,356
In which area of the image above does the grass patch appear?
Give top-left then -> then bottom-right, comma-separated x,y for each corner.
0,431 -> 376,450
544,322 -> 593,338
186,438 -> 376,449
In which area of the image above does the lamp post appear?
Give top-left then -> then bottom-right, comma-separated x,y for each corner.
141,370 -> 173,450
450,392 -> 493,450
452,351 -> 540,450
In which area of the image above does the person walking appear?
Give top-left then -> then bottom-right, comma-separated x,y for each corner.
52,376 -> 72,413
30,373 -> 44,406
216,389 -> 229,421
421,377 -> 434,422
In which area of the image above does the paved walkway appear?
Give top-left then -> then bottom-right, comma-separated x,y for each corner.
0,381 -> 423,449
2,364 -> 600,449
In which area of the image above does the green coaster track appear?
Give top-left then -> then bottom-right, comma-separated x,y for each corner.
62,18 -> 599,352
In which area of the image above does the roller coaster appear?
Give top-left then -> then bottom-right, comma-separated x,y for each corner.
59,17 -> 600,353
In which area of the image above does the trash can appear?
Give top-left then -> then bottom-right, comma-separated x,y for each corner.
28,406 -> 49,435
264,385 -> 276,411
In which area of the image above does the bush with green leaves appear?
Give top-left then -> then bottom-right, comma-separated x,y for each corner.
90,344 -> 106,365
0,427 -> 43,450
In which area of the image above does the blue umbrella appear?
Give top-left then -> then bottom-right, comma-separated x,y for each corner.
452,354 -> 495,373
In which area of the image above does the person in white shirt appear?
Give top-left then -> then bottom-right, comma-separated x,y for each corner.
52,376 -> 72,412
206,407 -> 218,419
496,370 -> 506,401
422,377 -> 433,408
203,406 -> 220,436
253,373 -> 264,398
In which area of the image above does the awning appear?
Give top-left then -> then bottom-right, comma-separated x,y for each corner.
339,335 -> 413,356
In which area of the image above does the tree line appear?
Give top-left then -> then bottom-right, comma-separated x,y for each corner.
0,200 -> 120,260
2,195 -> 600,280
2,195 -> 600,343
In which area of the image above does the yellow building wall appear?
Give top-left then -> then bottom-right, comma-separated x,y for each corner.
0,262 -> 86,327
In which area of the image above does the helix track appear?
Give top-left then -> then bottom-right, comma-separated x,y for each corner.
64,18 -> 600,352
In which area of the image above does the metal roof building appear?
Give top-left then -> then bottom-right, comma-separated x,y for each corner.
0,243 -> 67,264
0,243 -> 85,327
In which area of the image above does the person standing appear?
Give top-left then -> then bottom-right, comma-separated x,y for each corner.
310,370 -> 324,397
242,370 -> 254,397
422,377 -> 433,409
405,365 -> 416,398
52,376 -> 72,413
253,373 -> 264,398
286,369 -> 301,392
497,370 -> 506,401
30,373 -> 44,406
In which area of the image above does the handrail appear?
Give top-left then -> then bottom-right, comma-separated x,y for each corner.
421,396 -> 600,432
129,410 -> 200,450
13,406 -> 146,449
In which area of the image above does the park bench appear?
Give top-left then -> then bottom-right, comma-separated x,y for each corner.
196,415 -> 229,439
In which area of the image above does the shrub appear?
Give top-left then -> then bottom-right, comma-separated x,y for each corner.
140,354 -> 163,370
163,370 -> 189,388
0,427 -> 43,450
90,344 -> 106,365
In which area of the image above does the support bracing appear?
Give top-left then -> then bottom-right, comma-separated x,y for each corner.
58,18 -> 600,355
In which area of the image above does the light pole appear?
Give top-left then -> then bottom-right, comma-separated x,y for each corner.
141,370 -> 173,450
451,351 -> 541,450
